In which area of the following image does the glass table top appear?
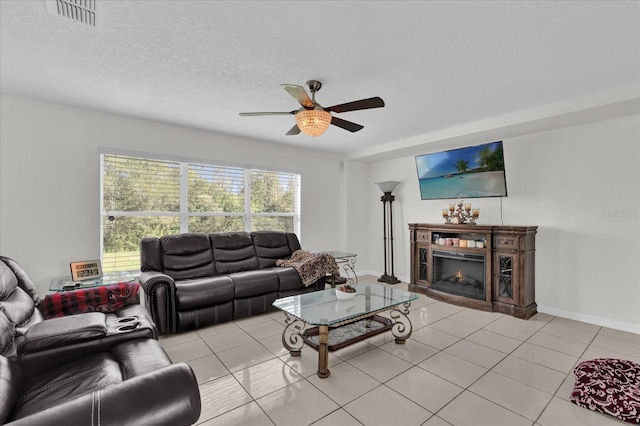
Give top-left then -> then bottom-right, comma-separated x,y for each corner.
49,271 -> 137,292
273,282 -> 417,326
325,251 -> 357,259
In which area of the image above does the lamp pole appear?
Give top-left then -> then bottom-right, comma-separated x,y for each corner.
375,181 -> 401,284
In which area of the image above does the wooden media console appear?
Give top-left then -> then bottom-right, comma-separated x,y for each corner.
408,223 -> 537,319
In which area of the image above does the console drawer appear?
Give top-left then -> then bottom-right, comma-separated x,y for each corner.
416,231 -> 430,242
494,235 -> 521,250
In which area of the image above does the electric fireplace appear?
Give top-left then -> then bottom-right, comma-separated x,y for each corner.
431,250 -> 485,300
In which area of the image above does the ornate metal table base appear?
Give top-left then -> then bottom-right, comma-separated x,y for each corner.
281,315 -> 305,356
326,252 -> 358,287
390,302 -> 413,344
337,256 -> 358,287
280,303 -> 413,379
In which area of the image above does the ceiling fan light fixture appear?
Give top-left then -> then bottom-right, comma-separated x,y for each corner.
295,109 -> 332,137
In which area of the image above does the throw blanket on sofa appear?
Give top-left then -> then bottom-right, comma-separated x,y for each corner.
276,250 -> 340,286
42,283 -> 140,319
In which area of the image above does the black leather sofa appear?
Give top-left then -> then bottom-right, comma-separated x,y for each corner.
0,256 -> 201,425
139,231 -> 325,334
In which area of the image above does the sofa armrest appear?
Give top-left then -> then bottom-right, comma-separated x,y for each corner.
6,363 -> 201,426
138,271 -> 177,335
16,313 -> 107,355
0,356 -> 22,425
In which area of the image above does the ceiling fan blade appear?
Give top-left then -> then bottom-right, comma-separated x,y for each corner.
331,116 -> 364,133
325,97 -> 385,113
282,84 -> 314,108
239,111 -> 296,116
286,124 -> 301,135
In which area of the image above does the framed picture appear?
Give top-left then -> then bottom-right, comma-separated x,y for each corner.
70,260 -> 103,281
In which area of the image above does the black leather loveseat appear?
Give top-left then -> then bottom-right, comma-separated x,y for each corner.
139,231 -> 326,335
0,256 -> 201,425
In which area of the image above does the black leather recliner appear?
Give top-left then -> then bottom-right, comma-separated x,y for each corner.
0,256 -> 201,425
0,256 -> 157,357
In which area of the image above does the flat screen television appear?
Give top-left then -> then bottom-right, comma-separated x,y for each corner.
415,141 -> 507,200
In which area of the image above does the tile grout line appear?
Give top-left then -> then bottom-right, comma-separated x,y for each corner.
528,322 -> 605,426
180,278 -> 637,425
424,313 -> 558,424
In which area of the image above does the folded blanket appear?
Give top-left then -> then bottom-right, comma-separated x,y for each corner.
276,250 -> 340,286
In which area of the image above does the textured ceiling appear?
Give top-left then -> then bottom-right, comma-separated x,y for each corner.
1,1 -> 639,158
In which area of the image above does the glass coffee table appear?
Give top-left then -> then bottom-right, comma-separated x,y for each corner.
273,282 -> 418,378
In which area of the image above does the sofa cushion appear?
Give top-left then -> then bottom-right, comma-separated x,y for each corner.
0,261 -> 19,299
12,353 -> 123,421
252,231 -> 294,269
230,270 -> 279,298
140,237 -> 163,272
161,233 -> 217,280
175,276 -> 234,310
0,261 -> 39,332
234,294 -> 278,320
272,267 -> 305,292
0,355 -> 22,424
211,232 -> 259,274
176,303 -> 233,332
111,338 -> 172,379
0,256 -> 41,306
17,313 -> 107,355
286,232 -> 302,253
0,285 -> 37,330
0,311 -> 15,357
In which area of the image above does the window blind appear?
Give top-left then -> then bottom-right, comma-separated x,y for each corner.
101,153 -> 301,273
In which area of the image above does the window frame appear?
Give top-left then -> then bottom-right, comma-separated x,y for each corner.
99,148 -> 302,273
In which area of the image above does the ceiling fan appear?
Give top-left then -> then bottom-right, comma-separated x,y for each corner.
239,80 -> 385,137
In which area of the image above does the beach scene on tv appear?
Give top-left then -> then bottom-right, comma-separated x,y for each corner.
416,141 -> 507,200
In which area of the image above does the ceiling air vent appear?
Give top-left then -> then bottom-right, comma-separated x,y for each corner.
45,0 -> 102,26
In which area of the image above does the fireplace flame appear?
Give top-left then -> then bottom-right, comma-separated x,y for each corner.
455,270 -> 464,282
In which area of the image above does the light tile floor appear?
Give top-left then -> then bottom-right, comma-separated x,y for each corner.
159,276 -> 639,426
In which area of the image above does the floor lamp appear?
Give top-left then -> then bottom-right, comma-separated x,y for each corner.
375,181 -> 401,284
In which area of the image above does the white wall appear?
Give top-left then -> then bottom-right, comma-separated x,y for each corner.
343,160 -> 372,271
368,115 -> 640,333
0,96 -> 345,295
2,95 -> 638,333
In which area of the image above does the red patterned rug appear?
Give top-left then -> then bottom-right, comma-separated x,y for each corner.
571,358 -> 640,423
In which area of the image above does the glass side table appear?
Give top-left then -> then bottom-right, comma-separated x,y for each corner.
325,251 -> 357,287
49,271 -> 137,292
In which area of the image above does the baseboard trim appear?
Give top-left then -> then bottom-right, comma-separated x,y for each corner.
357,276 -> 639,334
537,305 -> 640,335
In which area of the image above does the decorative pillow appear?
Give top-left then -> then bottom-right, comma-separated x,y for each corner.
571,358 -> 640,423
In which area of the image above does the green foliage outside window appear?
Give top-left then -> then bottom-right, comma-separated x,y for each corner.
188,216 -> 245,234
102,154 -> 300,273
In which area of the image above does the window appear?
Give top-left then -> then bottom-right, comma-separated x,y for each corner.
101,153 -> 301,273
